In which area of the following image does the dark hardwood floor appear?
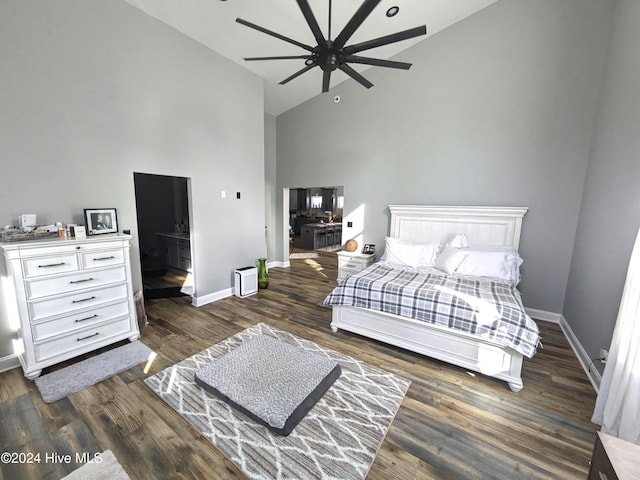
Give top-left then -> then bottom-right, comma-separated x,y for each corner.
0,250 -> 598,479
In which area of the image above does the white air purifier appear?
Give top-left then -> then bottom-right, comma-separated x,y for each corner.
234,266 -> 258,298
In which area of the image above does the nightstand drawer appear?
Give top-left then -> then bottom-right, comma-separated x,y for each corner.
340,265 -> 362,276
341,260 -> 365,270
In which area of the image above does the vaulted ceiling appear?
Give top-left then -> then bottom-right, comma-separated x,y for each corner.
122,0 -> 498,115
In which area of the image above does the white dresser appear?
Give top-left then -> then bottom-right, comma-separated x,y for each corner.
0,234 -> 140,379
337,251 -> 376,283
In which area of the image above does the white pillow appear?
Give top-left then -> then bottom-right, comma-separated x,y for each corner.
444,233 -> 468,249
434,246 -> 469,274
380,237 -> 424,268
418,242 -> 441,267
455,248 -> 523,285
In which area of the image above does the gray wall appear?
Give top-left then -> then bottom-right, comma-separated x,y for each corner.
0,0 -> 265,357
264,113 -> 278,263
563,0 -> 640,368
276,0 -> 613,314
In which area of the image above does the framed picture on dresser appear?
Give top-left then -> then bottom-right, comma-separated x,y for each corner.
84,208 -> 118,235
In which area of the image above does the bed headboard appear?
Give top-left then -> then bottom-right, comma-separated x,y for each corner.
388,205 -> 528,250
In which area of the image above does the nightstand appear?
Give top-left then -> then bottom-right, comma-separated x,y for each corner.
337,251 -> 375,283
588,431 -> 640,480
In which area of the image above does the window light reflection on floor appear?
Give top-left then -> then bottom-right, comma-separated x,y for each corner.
304,259 -> 328,278
143,351 -> 158,374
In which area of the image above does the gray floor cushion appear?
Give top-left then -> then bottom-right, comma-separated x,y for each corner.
195,333 -> 341,436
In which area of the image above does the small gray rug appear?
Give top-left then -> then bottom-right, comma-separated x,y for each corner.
35,341 -> 154,403
61,450 -> 130,480
145,323 -> 410,480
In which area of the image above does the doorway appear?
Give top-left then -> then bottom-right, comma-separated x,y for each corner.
133,172 -> 193,299
287,186 -> 344,254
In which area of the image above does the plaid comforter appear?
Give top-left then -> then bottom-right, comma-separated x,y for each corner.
323,263 -> 540,358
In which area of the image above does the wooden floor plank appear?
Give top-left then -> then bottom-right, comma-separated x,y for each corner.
0,249 -> 599,479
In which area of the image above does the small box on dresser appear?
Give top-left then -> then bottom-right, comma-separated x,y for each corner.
337,251 -> 375,283
0,234 -> 140,379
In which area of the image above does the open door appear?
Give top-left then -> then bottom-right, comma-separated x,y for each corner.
133,172 -> 193,299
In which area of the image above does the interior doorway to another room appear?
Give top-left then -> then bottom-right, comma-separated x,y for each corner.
134,172 -> 193,299
288,186 -> 344,254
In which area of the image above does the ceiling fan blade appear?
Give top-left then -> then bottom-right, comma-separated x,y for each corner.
279,63 -> 318,85
244,55 -> 314,61
236,18 -> 315,52
343,25 -> 427,55
344,55 -> 412,70
296,0 -> 326,46
333,0 -> 381,49
322,70 -> 331,93
338,63 -> 374,89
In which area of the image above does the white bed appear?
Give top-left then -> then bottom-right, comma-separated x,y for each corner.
329,205 -> 533,392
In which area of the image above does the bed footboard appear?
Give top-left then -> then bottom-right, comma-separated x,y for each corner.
330,305 -> 524,392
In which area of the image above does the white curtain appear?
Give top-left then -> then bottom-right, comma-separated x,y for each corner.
592,226 -> 640,445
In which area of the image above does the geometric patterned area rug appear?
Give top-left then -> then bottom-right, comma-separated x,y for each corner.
144,323 -> 410,480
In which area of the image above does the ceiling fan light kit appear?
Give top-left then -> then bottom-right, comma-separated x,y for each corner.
236,0 -> 427,93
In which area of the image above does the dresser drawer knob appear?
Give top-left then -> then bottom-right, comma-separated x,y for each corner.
72,296 -> 96,304
38,262 -> 66,268
75,314 -> 98,323
69,277 -> 94,284
77,332 -> 99,341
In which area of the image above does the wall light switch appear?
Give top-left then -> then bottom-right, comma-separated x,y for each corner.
221,190 -> 226,198
236,192 -> 241,199
347,221 -> 353,228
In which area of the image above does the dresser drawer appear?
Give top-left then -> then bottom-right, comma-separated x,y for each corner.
26,266 -> 126,300
29,283 -> 128,321
19,243 -> 81,257
80,249 -> 124,269
33,316 -> 131,362
31,301 -> 130,342
22,254 -> 79,278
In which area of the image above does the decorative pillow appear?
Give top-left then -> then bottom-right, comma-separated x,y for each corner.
380,237 -> 424,268
455,248 -> 523,285
434,246 -> 469,274
444,233 -> 468,249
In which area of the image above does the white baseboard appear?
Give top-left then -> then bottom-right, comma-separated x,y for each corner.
525,307 -> 600,392
525,307 -> 561,323
268,261 -> 289,269
191,288 -> 233,307
558,315 -> 601,392
0,353 -> 19,374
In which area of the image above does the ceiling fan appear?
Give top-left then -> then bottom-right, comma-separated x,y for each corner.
236,0 -> 427,93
